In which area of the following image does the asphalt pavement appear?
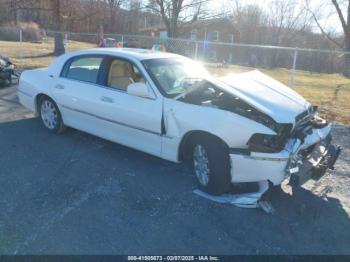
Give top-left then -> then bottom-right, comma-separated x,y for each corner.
0,85 -> 349,254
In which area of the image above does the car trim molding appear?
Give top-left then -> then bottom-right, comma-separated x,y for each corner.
60,104 -> 161,136
17,89 -> 33,98
247,156 -> 289,161
229,148 -> 251,156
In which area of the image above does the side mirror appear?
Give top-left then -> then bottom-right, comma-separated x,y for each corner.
127,82 -> 155,99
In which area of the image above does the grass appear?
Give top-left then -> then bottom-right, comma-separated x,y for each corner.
1,39 -> 349,124
0,39 -> 95,69
207,64 -> 350,125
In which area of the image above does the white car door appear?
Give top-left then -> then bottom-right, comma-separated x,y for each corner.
91,57 -> 163,157
51,55 -> 105,132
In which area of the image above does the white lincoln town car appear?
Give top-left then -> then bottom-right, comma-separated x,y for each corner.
17,48 -> 340,195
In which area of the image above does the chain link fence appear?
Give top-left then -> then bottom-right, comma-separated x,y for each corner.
1,28 -> 348,77
1,27 -> 350,123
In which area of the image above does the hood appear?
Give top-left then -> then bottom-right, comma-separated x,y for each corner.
211,70 -> 310,123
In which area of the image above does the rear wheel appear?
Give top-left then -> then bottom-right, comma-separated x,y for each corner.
190,137 -> 231,195
39,96 -> 65,133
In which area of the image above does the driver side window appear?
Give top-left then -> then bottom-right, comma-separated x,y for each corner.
107,58 -> 145,91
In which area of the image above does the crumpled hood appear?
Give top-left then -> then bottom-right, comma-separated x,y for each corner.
211,70 -> 310,123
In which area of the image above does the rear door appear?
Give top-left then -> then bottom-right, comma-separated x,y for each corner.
52,55 -> 105,132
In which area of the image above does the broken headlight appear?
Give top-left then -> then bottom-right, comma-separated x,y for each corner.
247,133 -> 285,153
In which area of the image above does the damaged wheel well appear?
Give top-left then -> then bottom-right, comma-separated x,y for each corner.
178,131 -> 230,162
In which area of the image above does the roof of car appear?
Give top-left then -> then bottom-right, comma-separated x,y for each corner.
82,48 -> 182,61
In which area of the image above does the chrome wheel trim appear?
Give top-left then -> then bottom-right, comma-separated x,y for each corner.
193,144 -> 210,186
40,100 -> 58,130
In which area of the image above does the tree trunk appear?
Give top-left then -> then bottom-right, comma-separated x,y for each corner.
109,6 -> 116,32
343,35 -> 350,77
343,53 -> 350,78
10,0 -> 18,25
52,0 -> 65,56
54,33 -> 65,56
168,20 -> 178,38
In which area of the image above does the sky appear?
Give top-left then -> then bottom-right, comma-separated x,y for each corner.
209,0 -> 343,34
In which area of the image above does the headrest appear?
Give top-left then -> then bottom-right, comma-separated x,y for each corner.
110,61 -> 133,78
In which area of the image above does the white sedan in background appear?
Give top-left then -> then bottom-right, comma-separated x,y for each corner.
17,48 -> 340,196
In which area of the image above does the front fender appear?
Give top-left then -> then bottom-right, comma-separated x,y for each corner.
163,98 -> 275,149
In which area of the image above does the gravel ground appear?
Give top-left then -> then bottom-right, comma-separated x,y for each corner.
303,125 -> 350,208
0,85 -> 349,255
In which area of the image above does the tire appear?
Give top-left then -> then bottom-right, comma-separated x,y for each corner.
38,96 -> 65,133
189,136 -> 231,195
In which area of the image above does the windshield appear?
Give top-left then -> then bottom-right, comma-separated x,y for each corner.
143,58 -> 210,97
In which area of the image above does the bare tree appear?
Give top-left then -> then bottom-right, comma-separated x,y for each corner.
103,0 -> 124,32
229,1 -> 267,44
146,0 -> 209,37
6,0 -> 52,25
307,0 -> 350,77
262,0 -> 311,68
267,0 -> 311,46
127,0 -> 142,34
51,0 -> 65,55
228,0 -> 312,46
5,0 -> 65,55
83,0 -> 106,33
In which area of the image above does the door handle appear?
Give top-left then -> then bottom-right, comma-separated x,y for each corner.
54,84 -> 65,90
100,96 -> 114,103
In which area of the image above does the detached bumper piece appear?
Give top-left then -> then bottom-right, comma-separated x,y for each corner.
288,134 -> 341,187
193,181 -> 275,213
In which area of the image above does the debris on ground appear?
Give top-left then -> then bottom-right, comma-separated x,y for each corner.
193,181 -> 274,213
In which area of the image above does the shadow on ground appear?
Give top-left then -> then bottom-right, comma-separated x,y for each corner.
0,117 -> 349,255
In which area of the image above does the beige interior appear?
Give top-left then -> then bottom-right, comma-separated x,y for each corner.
108,60 -> 134,90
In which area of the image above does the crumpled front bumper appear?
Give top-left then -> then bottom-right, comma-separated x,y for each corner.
229,124 -> 340,186
287,130 -> 341,186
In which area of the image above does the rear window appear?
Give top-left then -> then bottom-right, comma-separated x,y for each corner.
64,56 -> 103,83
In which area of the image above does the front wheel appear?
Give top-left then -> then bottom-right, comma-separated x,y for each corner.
190,137 -> 231,195
39,96 -> 65,133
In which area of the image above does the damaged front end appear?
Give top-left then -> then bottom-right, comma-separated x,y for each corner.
230,107 -> 340,187
284,110 -> 341,187
176,71 -> 341,209
177,77 -> 341,188
221,110 -> 341,211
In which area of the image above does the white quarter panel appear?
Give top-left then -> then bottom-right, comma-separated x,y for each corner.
17,88 -> 35,112
17,69 -> 53,113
